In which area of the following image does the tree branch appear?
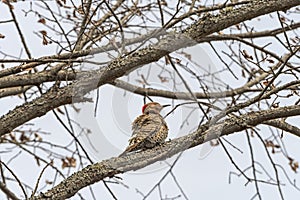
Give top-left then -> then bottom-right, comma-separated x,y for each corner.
30,105 -> 300,199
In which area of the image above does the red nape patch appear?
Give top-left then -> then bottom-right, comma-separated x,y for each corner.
142,104 -> 148,113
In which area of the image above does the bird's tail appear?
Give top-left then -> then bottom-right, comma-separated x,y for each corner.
118,143 -> 139,157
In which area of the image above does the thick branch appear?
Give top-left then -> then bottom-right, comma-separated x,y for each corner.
264,120 -> 300,138
0,86 -> 31,98
30,105 -> 300,200
0,182 -> 19,200
0,69 -> 262,99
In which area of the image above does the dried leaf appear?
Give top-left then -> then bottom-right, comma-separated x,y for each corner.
175,58 -> 181,64
290,161 -> 299,173
45,180 -> 53,184
62,157 -> 76,169
38,18 -> 46,24
56,107 -> 65,115
34,132 -> 42,141
66,157 -> 76,168
9,133 -> 16,141
20,132 -> 30,142
265,140 -> 274,147
0,33 -> 5,39
262,80 -> 269,86
2,0 -> 14,9
287,156 -> 294,164
42,35 -> 48,45
39,30 -> 47,36
242,50 -> 253,60
160,0 -> 167,6
279,16 -> 286,23
61,158 -> 68,169
56,0 -> 64,7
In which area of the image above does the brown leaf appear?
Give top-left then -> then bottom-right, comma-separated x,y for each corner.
287,156 -> 294,164
56,107 -> 65,115
19,132 -> 30,142
42,35 -> 48,45
272,148 -> 275,154
265,140 -> 273,147
66,157 -> 76,168
242,50 -> 253,60
34,132 -> 42,141
61,158 -> 68,169
291,161 -> 299,173
0,33 -> 5,39
62,157 -> 76,169
279,16 -> 286,23
9,133 -> 16,141
160,0 -> 167,6
38,18 -> 46,24
56,0 -> 63,7
262,80 -> 269,86
175,58 -> 181,64
294,161 -> 299,169
45,180 -> 53,184
2,0 -> 14,9
39,30 -> 47,36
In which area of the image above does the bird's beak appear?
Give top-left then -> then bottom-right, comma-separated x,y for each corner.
162,104 -> 171,108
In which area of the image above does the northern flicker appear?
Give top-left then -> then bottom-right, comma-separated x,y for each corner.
119,102 -> 169,156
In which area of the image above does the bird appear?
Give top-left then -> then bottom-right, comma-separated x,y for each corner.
119,102 -> 169,156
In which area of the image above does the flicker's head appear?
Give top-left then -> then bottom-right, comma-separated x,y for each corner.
142,102 -> 169,114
